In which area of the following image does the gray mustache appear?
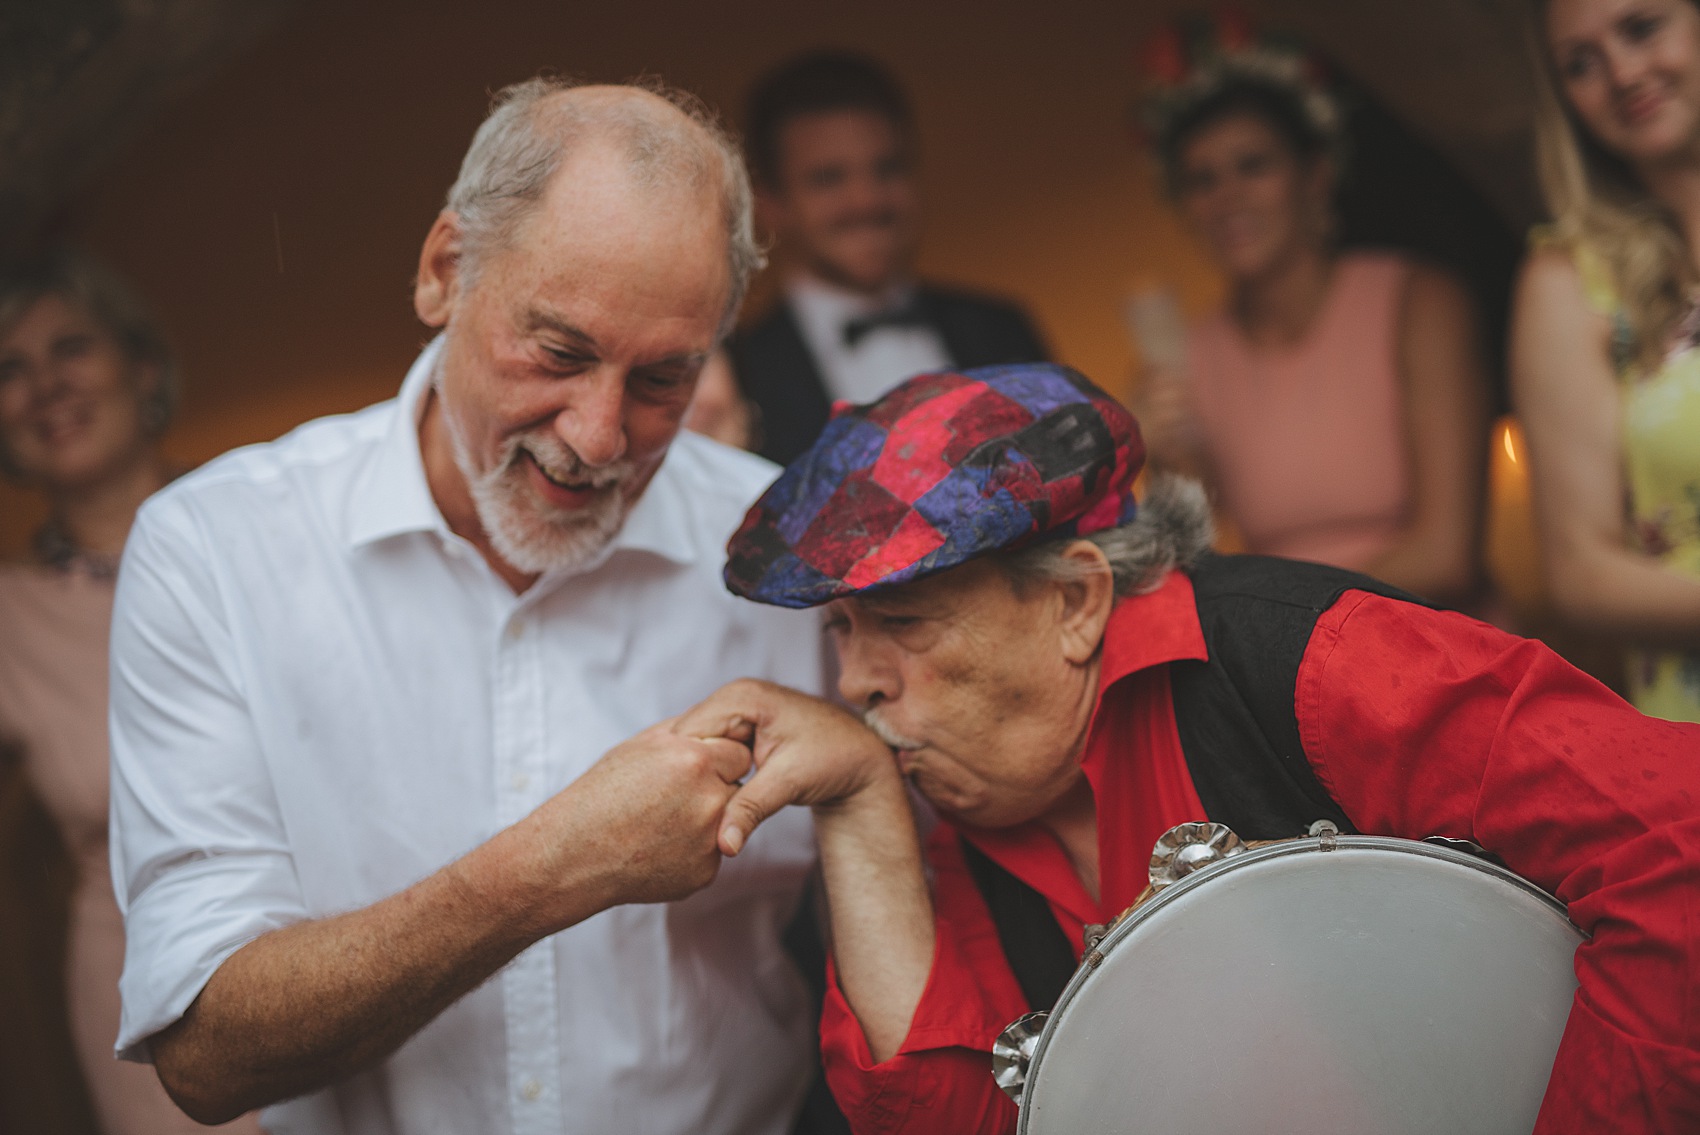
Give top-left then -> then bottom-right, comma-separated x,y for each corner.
514,437 -> 631,488
863,707 -> 921,751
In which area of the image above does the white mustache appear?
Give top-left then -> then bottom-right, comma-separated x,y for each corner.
511,433 -> 631,490
863,707 -> 921,751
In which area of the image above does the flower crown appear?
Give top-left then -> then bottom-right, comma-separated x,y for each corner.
1133,8 -> 1341,153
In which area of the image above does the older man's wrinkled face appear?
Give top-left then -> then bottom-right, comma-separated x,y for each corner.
421,137 -> 730,575
826,558 -> 1103,829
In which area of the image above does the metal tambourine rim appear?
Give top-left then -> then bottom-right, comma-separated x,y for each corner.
1011,834 -> 1581,1133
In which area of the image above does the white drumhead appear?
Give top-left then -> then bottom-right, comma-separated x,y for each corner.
1017,836 -> 1582,1135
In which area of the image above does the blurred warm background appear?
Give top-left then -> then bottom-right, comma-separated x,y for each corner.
0,2 -> 1568,1126
4,0 -> 1542,572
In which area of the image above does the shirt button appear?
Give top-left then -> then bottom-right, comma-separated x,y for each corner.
520,1079 -> 542,1102
511,772 -> 530,792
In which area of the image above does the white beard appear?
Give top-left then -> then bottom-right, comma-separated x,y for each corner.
439,394 -> 637,575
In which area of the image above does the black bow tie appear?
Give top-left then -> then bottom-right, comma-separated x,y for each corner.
842,300 -> 931,347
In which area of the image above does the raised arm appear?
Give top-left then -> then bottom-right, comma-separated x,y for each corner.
678,679 -> 934,1062
1363,264 -> 1491,606
1511,247 -> 1700,643
1133,362 -> 1215,484
147,724 -> 746,1123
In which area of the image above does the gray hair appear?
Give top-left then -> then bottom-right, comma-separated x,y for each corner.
996,474 -> 1215,597
444,76 -> 764,335
0,250 -> 178,479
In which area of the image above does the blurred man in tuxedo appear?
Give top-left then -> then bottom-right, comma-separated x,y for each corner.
731,51 -> 1049,464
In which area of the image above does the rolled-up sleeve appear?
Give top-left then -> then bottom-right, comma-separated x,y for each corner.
1298,591 -> 1700,1134
108,494 -> 306,1061
820,831 -> 1026,1135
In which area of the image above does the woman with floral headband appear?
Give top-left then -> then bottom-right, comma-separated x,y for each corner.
1514,0 -> 1700,723
0,252 -> 260,1134
1134,13 -> 1492,611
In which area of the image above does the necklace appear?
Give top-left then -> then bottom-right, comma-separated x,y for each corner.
33,519 -> 121,581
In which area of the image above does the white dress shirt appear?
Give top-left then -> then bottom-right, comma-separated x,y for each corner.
108,340 -> 825,1135
786,275 -> 953,406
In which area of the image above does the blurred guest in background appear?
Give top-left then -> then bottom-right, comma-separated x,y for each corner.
0,252 -> 260,1134
1134,14 -> 1491,610
730,51 -> 1049,465
1514,0 -> 1700,723
683,348 -> 756,449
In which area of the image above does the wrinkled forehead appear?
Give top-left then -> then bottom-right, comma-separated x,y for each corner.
527,142 -> 724,251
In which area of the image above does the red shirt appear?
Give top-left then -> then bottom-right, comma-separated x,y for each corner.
819,572 -> 1700,1135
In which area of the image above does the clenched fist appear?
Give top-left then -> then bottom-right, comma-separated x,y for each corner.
1133,363 -> 1207,477
515,721 -> 754,924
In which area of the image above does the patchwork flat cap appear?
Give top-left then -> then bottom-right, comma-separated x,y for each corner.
725,363 -> 1144,608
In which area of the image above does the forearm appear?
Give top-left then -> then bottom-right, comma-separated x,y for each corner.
1376,265 -> 1489,609
1544,540 -> 1700,646
815,770 -> 935,1064
1507,250 -> 1697,644
1364,528 -> 1479,608
152,812 -> 609,1122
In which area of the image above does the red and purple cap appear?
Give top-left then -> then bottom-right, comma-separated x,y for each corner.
724,363 -> 1144,608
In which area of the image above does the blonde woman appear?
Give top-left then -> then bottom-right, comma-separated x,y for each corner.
1515,0 -> 1700,721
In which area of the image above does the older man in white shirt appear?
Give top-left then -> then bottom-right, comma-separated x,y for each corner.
108,78 -> 824,1134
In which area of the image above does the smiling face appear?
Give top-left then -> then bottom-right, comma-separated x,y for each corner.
1174,110 -> 1332,285
416,137 -> 731,576
825,556 -> 1107,829
761,109 -> 921,295
0,292 -> 159,491
1546,0 -> 1700,167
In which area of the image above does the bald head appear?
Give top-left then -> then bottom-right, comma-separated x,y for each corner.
444,78 -> 762,333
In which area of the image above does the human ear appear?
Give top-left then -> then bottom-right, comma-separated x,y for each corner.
1053,541 -> 1115,666
413,212 -> 465,329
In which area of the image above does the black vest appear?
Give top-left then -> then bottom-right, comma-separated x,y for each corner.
962,553 -> 1431,1014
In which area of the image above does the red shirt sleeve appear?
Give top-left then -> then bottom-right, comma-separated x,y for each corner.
820,830 -> 1027,1135
1297,590 -> 1700,1134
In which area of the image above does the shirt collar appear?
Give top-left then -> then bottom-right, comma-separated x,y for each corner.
345,336 -> 697,572
1096,568 -> 1209,696
347,337 -> 451,549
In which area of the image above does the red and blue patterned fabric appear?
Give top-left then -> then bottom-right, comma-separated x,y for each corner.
725,364 -> 1145,608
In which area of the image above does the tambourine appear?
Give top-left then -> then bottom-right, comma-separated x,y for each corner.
994,822 -> 1583,1135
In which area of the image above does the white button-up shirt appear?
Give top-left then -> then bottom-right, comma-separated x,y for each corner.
109,341 -> 826,1135
787,275 -> 953,406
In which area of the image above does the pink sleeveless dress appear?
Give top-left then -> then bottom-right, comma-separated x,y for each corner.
1185,251 -> 1413,571
0,563 -> 264,1135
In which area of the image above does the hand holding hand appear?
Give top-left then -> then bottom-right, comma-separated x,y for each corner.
524,720 -> 752,918
672,679 -> 897,857
1134,364 -> 1204,474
